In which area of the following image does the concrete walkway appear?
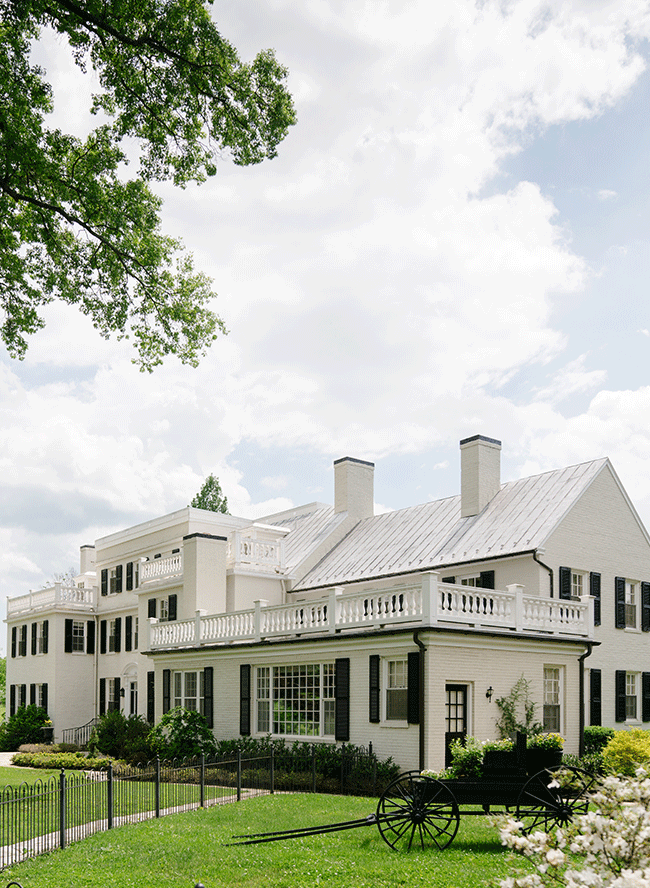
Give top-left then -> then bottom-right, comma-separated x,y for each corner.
0,752 -> 17,767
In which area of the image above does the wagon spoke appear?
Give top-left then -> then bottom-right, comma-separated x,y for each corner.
516,766 -> 595,835
376,771 -> 459,852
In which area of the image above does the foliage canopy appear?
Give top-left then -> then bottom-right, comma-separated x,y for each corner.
190,473 -> 228,512
0,0 -> 296,369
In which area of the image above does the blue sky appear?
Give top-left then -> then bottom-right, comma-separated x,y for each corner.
2,0 -> 650,641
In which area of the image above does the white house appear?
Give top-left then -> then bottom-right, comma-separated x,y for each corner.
6,435 -> 650,770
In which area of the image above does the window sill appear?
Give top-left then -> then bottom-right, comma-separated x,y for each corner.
380,720 -> 409,729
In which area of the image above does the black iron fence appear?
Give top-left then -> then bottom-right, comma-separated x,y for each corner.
0,746 -> 384,869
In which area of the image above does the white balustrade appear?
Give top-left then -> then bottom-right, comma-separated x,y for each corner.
146,575 -> 594,650
228,533 -> 284,572
7,583 -> 95,615
140,553 -> 183,584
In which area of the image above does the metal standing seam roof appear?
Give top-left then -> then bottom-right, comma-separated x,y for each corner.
264,506 -> 349,574
292,458 -> 610,590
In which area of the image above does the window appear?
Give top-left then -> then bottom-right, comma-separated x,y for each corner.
160,598 -> 169,622
109,565 -> 122,594
386,659 -> 408,721
571,571 -> 584,598
626,582 -> 638,629
108,620 -> 118,652
626,673 -> 638,720
460,576 -> 479,587
255,664 -> 335,737
134,617 -> 139,650
543,666 -> 562,732
173,671 -> 204,713
108,678 -> 120,712
31,682 -> 48,711
37,621 -> 48,654
72,620 -> 85,652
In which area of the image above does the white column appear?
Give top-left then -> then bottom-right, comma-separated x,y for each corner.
508,584 -> 525,632
195,609 -> 206,645
254,599 -> 269,642
421,572 -> 439,624
328,587 -> 342,634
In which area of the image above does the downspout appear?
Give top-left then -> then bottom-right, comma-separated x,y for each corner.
533,548 -> 554,597
578,643 -> 594,758
413,629 -> 426,772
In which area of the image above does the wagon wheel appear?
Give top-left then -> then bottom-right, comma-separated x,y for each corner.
376,771 -> 460,851
516,766 -> 596,834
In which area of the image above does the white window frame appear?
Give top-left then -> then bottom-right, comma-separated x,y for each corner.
459,576 -> 480,587
254,663 -> 335,738
571,571 -> 586,599
35,683 -> 47,710
108,619 -> 118,653
108,678 -> 120,712
71,620 -> 85,653
173,670 -> 204,714
625,581 -> 639,630
133,616 -> 139,650
626,671 -> 641,722
383,658 -> 408,724
159,597 -> 169,622
543,666 -> 563,733
109,567 -> 120,595
37,621 -> 48,654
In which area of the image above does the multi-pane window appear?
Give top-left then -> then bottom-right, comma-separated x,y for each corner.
108,678 -> 120,712
72,621 -> 85,652
386,659 -> 408,721
160,598 -> 169,622
626,582 -> 638,629
108,619 -> 118,652
543,666 -> 562,732
255,664 -> 335,737
571,572 -> 584,598
134,617 -> 139,650
173,671 -> 204,713
460,577 -> 479,587
626,673 -> 638,719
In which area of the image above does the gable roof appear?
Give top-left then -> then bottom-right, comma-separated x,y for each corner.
293,458 -> 611,590
262,505 -> 348,574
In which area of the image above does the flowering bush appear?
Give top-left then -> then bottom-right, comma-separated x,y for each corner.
527,733 -> 564,752
603,730 -> 650,777
485,738 -> 516,753
498,769 -> 650,887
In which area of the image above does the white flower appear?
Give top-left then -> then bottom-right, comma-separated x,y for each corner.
546,849 -> 566,867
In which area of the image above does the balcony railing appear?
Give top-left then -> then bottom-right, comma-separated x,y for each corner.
227,532 -> 284,572
148,574 -> 595,650
139,552 -> 183,585
7,583 -> 95,616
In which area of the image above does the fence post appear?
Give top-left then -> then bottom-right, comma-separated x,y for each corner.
155,756 -> 161,818
59,769 -> 66,850
270,747 -> 275,795
107,762 -> 113,830
200,753 -> 205,808
236,750 -> 241,802
311,746 -> 316,793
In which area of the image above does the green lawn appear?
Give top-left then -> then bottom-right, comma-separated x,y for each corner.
0,765 -> 61,789
2,794 -> 529,888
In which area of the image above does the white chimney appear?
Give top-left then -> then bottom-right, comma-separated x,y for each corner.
334,457 -> 374,518
460,435 -> 502,518
79,545 -> 96,575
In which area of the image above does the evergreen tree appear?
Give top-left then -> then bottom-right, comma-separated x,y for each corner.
190,474 -> 228,513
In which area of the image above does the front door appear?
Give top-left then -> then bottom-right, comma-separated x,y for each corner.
445,684 -> 468,767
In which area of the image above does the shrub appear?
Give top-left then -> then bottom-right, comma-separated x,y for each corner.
562,751 -> 604,776
12,751 -> 110,770
495,675 -> 543,739
0,705 -> 49,751
445,736 -> 484,779
584,725 -> 615,754
148,708 -> 217,761
88,711 -> 153,764
602,728 -> 650,776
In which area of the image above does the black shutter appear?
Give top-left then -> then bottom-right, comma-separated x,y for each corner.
615,670 -> 627,722
168,594 -> 177,621
147,672 -> 155,723
20,685 -> 26,708
240,665 -> 251,736
125,615 -> 132,651
101,568 -> 108,596
479,570 -> 495,590
559,566 -> 571,600
442,576 -> 455,584
42,620 -> 48,654
335,658 -> 350,742
100,620 -> 107,655
203,666 -> 214,729
114,678 -> 121,709
642,582 -> 650,632
86,620 -> 95,655
9,685 -> 15,716
114,618 -> 121,653
369,655 -> 380,723
590,669 -> 601,726
148,598 -> 157,618
99,678 -> 106,715
31,622 -> 37,656
407,651 -> 420,724
30,683 -> 36,706
115,564 -> 123,593
162,669 -> 171,714
41,684 -> 48,715
642,673 -> 650,722
590,572 -> 601,626
20,624 -> 27,656
64,618 -> 73,653
11,626 -> 16,658
615,577 -> 626,628
126,562 -> 133,591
